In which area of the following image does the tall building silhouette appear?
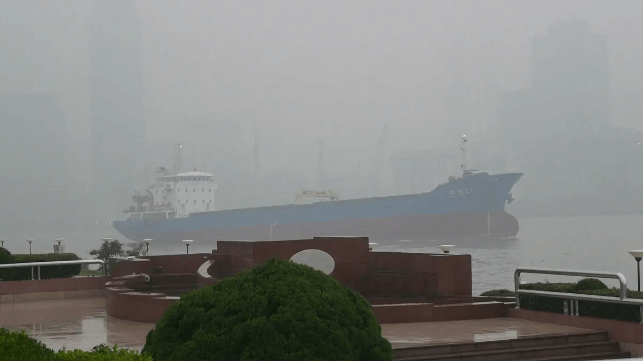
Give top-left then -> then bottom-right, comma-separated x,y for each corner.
500,19 -> 609,145
0,94 -> 68,232
89,0 -> 145,213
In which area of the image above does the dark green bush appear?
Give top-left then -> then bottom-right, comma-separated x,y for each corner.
0,328 -> 56,361
0,329 -> 150,360
56,344 -> 151,360
0,247 -> 15,281
518,278 -> 643,322
573,278 -> 607,292
480,289 -> 515,297
143,258 -> 393,361
4,253 -> 82,281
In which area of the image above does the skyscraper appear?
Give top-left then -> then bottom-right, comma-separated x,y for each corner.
0,94 -> 68,231
89,0 -> 145,213
500,19 -> 610,144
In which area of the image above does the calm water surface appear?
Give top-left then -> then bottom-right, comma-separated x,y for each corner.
3,214 -> 643,295
2,214 -> 643,351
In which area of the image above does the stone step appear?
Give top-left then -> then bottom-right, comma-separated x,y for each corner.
396,340 -> 623,361
515,350 -> 631,360
395,331 -> 609,359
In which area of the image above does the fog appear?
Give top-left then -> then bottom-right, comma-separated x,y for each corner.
1,0 -> 643,235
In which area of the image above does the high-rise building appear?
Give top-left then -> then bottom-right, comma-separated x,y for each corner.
0,94 -> 68,231
89,0 -> 145,214
500,19 -> 610,145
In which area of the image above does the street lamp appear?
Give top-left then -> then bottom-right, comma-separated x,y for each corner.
55,238 -> 63,254
182,239 -> 193,254
0,239 -> 5,248
438,245 -> 455,254
628,250 -> 643,292
143,239 -> 152,255
27,239 -> 33,254
269,223 -> 277,241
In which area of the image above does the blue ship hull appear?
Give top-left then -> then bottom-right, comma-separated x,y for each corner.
113,172 -> 523,245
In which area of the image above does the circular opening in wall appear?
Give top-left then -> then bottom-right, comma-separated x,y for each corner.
290,249 -> 335,275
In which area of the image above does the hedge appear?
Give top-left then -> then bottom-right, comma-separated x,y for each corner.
0,253 -> 82,281
514,278 -> 643,323
0,328 -> 150,361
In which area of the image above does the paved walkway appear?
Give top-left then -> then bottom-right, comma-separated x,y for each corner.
1,298 -> 591,352
381,318 -> 589,348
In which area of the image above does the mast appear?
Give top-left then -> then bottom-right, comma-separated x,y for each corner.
460,135 -> 467,174
172,143 -> 183,175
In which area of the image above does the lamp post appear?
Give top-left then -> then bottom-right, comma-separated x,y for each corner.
182,239 -> 193,254
438,245 -> 455,254
143,239 -> 152,255
55,238 -> 63,254
0,239 -> 5,248
269,223 -> 277,241
27,239 -> 33,254
628,250 -> 643,292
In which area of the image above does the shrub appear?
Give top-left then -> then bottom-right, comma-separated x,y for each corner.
573,278 -> 607,292
0,247 -> 15,281
0,328 -> 56,361
480,289 -> 515,297
0,329 -> 150,361
518,278 -> 643,322
6,253 -> 81,281
143,258 -> 393,361
56,344 -> 152,360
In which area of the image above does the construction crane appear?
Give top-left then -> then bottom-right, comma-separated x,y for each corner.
252,124 -> 260,206
317,139 -> 325,188
372,121 -> 389,196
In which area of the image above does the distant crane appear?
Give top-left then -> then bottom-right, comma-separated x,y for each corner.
372,121 -> 389,196
252,124 -> 260,206
317,139 -> 325,188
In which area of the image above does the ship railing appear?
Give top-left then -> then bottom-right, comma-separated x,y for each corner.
514,267 -> 643,323
0,260 -> 106,280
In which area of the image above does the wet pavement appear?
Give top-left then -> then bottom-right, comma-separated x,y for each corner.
381,318 -> 589,348
0,298 -> 596,352
0,298 -> 153,351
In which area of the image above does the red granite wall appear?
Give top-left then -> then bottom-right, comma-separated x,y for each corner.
106,291 -> 177,323
110,253 -> 210,277
368,252 -> 471,298
372,301 -> 510,324
509,308 -> 643,345
0,276 -> 109,295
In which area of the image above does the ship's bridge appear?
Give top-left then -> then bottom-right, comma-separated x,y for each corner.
147,171 -> 218,218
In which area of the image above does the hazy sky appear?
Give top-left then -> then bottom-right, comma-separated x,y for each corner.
2,0 -> 643,178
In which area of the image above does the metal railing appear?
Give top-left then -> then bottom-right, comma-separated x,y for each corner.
0,260 -> 106,280
514,267 -> 643,324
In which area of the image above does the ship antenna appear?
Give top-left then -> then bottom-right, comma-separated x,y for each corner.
460,135 -> 467,174
173,143 -> 183,174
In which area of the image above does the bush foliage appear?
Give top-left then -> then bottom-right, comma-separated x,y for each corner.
480,289 -> 515,297
0,328 -> 56,361
143,258 -> 393,361
0,253 -> 82,281
518,278 -> 643,322
0,329 -> 150,361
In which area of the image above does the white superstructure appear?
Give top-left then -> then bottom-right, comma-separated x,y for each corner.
123,144 -> 218,221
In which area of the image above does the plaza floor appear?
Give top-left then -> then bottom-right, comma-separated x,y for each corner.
0,298 -> 593,352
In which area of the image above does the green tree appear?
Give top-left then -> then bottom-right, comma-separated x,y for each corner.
143,258 -> 393,361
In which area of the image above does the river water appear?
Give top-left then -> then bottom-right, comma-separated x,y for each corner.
3,214 -> 643,295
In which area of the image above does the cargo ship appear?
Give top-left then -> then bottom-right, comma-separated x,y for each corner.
112,139 -> 523,244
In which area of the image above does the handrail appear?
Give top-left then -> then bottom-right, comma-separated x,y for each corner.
0,260 -> 106,280
514,267 -> 643,324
